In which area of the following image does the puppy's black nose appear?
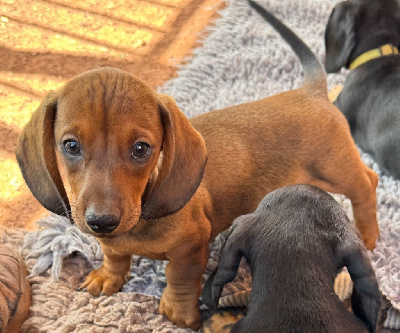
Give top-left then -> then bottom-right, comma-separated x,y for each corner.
85,213 -> 120,233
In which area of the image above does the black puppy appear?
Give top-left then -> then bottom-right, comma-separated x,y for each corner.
202,185 -> 381,333
325,0 -> 400,179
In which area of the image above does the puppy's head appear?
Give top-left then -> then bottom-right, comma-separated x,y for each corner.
203,185 -> 382,332
324,1 -> 359,73
325,0 -> 400,73
16,67 -> 207,237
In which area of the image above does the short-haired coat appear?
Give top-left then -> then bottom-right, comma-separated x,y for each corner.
203,185 -> 382,333
325,0 -> 400,179
16,0 -> 379,328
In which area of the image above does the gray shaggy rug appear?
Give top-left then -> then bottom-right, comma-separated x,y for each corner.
2,0 -> 400,331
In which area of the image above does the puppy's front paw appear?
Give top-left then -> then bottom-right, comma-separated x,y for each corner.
159,287 -> 201,329
80,265 -> 129,296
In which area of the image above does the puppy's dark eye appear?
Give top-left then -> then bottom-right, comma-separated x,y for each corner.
132,142 -> 151,159
64,139 -> 81,156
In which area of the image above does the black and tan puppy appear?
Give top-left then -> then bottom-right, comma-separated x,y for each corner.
325,0 -> 400,179
202,185 -> 382,333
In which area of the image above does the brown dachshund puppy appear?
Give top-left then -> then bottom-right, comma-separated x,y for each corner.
16,0 -> 378,329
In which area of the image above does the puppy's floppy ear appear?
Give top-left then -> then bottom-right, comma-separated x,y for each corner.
202,229 -> 244,309
324,1 -> 358,73
16,92 -> 70,218
141,94 -> 207,219
340,241 -> 381,333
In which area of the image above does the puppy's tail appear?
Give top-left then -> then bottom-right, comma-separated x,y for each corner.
248,0 -> 327,95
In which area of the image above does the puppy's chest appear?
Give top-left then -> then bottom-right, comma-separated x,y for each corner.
102,235 -> 170,260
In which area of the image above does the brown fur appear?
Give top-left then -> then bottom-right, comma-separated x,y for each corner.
203,312 -> 245,333
16,67 -> 378,329
5,259 -> 31,333
0,245 -> 31,333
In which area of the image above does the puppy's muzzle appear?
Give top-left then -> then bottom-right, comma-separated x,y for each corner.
85,212 -> 120,234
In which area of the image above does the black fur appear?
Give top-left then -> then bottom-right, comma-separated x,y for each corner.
248,0 -> 326,92
202,185 -> 381,332
325,0 -> 400,179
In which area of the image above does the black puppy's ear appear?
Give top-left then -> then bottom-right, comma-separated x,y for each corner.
340,241 -> 381,333
324,1 -> 358,73
202,233 -> 244,309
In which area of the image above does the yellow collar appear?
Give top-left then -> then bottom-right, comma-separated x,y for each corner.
349,44 -> 399,70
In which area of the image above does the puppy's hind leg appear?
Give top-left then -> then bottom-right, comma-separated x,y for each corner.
306,140 -> 379,250
349,165 -> 379,250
